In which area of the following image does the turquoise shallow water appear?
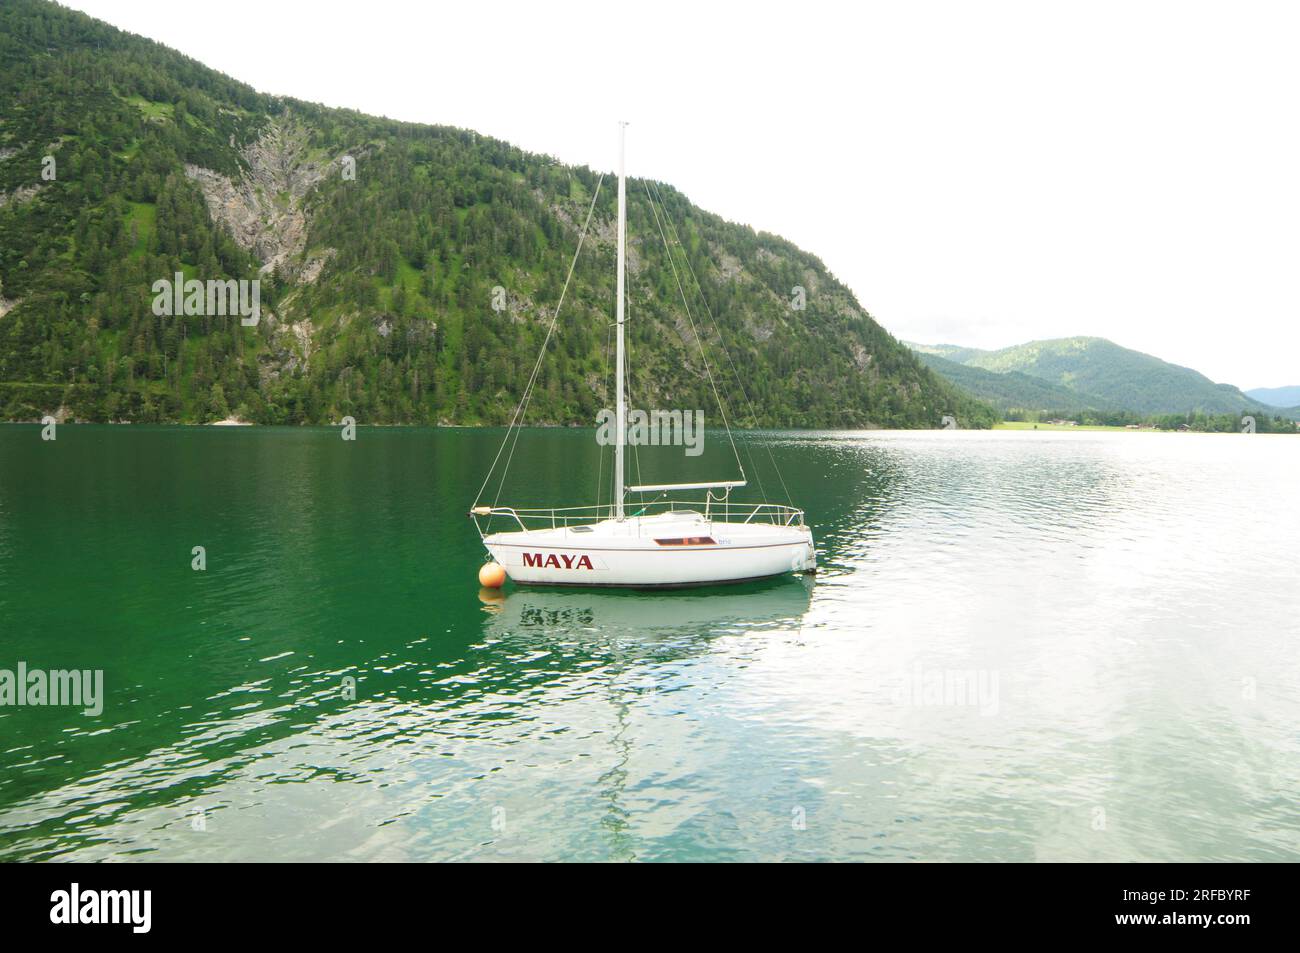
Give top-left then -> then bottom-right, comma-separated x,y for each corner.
0,425 -> 1297,861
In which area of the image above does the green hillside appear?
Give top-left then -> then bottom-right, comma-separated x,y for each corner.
918,336 -> 1282,417
911,350 -> 1107,414
0,0 -> 995,429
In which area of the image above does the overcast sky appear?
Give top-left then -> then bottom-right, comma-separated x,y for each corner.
66,0 -> 1300,388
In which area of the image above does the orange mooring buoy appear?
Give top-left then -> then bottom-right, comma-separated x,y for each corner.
478,561 -> 507,588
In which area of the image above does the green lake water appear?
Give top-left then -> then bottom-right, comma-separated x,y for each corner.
0,425 -> 1297,861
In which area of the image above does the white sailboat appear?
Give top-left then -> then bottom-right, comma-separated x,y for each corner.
469,124 -> 816,588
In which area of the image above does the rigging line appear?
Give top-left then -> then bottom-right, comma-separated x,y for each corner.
485,174 -> 605,508
652,183 -> 792,507
649,178 -> 787,503
649,180 -> 793,505
490,225 -> 601,512
472,174 -> 605,512
648,219 -> 772,513
641,187 -> 769,507
641,180 -> 746,484
642,181 -> 768,503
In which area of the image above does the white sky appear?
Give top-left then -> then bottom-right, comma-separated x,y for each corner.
65,0 -> 1300,388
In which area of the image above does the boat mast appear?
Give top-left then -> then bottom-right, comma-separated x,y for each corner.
614,122 -> 627,521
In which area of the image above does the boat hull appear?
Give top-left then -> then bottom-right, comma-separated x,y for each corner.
483,516 -> 816,589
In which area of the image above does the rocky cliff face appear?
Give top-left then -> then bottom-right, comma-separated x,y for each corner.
185,117 -> 334,281
0,183 -> 44,209
182,116 -> 349,385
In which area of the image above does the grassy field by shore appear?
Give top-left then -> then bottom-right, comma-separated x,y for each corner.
993,421 -> 1152,432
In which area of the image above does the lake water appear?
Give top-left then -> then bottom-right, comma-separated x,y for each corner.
1,425 -> 1297,861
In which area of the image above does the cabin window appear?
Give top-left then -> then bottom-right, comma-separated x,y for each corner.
654,536 -> 717,546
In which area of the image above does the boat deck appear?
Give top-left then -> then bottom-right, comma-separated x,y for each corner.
485,510 -> 808,550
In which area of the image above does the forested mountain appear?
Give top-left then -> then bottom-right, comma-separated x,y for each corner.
911,337 -> 1293,418
911,350 -> 1106,414
0,0 -> 995,429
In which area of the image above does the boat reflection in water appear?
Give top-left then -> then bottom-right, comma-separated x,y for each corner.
479,574 -> 814,649
471,575 -> 815,860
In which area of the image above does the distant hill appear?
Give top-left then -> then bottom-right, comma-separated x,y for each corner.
911,336 -> 1283,417
1246,385 -> 1300,408
911,351 -> 1106,414
907,342 -> 992,366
